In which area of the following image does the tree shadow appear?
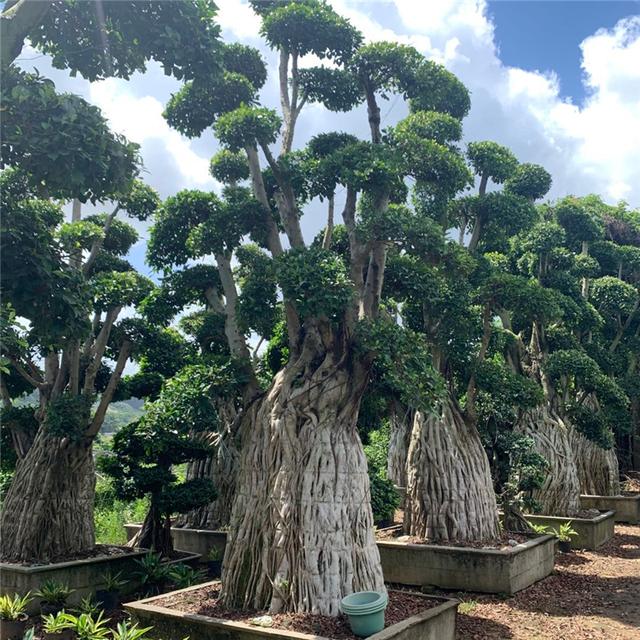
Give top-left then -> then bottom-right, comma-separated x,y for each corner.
592,532 -> 640,560
456,613 -> 514,639
510,572 -> 640,630
554,551 -> 591,567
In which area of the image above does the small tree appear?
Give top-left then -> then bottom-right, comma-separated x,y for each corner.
100,365 -> 241,555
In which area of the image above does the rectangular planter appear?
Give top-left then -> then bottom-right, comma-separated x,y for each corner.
125,583 -> 458,640
580,494 -> 640,524
0,549 -> 148,614
377,531 -> 556,595
125,524 -> 227,562
525,510 -> 615,549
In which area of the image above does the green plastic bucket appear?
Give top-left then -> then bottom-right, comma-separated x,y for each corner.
340,591 -> 388,637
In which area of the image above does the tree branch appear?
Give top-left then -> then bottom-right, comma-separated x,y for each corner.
244,144 -> 283,257
10,357 -> 45,390
261,143 -> 305,248
83,204 -> 120,275
322,194 -> 335,249
364,86 -> 381,144
83,306 -> 121,394
86,339 -> 131,438
0,0 -> 52,66
0,374 -> 13,408
609,298 -> 639,353
361,240 -> 388,319
215,252 -> 253,363
465,302 -> 493,422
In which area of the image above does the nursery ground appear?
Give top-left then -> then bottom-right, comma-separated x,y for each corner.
455,524 -> 640,639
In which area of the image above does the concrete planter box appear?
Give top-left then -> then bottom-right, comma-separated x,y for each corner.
125,524 -> 227,562
377,530 -> 556,595
0,549 -> 147,614
125,583 -> 458,640
580,494 -> 640,524
525,510 -> 615,549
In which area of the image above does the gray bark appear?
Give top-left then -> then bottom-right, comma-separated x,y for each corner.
221,330 -> 384,616
404,395 -> 500,542
516,406 -> 581,516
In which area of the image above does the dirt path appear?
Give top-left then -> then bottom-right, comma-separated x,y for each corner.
455,524 -> 640,639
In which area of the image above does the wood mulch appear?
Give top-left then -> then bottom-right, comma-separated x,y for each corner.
454,524 -> 640,639
155,585 -> 439,639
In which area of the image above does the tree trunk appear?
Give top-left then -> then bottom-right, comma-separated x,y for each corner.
570,427 -> 620,496
515,406 -> 581,516
177,402 -> 239,530
0,429 -> 95,563
404,395 -> 500,542
129,503 -> 174,557
220,342 -> 384,616
387,407 -> 411,488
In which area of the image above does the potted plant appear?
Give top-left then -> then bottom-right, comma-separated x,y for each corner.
207,547 -> 223,578
110,621 -> 154,640
34,581 -> 74,615
96,570 -> 127,610
551,522 -> 579,552
0,592 -> 32,640
41,611 -> 75,640
73,611 -> 110,639
73,597 -> 100,617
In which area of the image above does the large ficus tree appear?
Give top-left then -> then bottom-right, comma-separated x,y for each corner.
383,140 -> 553,541
507,196 -> 636,514
0,165 -> 161,562
0,0 -> 224,563
155,0 -> 469,615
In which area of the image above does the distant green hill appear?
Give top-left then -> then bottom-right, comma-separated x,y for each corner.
101,400 -> 144,434
13,394 -> 144,434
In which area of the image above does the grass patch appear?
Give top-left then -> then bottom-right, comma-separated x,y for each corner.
458,600 -> 478,614
94,475 -> 148,544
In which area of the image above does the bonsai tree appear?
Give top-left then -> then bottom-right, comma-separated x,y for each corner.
504,196 -> 635,512
153,0 -> 467,615
99,364 -> 241,555
1,0 -> 222,80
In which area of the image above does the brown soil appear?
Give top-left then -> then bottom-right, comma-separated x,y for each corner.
377,525 -> 531,549
155,586 -> 440,639
378,509 -> 532,549
456,524 -> 640,639
20,545 -> 134,566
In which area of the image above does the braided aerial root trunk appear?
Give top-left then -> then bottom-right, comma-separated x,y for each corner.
516,406 -> 581,516
387,408 -> 411,488
177,399 -> 239,530
570,427 -> 620,496
404,395 -> 500,542
1,429 -> 95,563
220,348 -> 384,616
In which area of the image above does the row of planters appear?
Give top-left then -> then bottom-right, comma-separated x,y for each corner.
0,557 -> 207,640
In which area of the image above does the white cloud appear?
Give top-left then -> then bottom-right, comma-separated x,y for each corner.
333,0 -> 640,207
216,0 -> 262,40
89,80 -> 215,192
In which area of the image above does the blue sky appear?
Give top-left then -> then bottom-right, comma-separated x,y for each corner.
489,1 -> 639,102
